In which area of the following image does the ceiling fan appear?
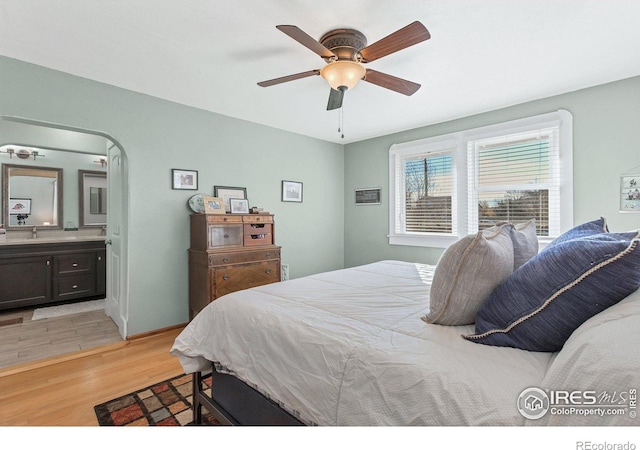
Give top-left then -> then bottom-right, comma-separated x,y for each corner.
257,21 -> 431,110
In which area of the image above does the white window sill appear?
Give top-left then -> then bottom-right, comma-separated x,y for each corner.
388,233 -> 459,249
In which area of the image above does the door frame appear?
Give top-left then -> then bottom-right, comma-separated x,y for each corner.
0,115 -> 129,338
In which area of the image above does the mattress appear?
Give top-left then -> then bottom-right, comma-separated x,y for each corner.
170,260 -> 553,425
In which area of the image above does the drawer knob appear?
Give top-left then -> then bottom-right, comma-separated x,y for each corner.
223,275 -> 229,280
223,258 -> 229,263
224,234 -> 229,238
72,285 -> 78,289
46,260 -> 50,266
266,269 -> 271,274
72,263 -> 79,267
265,253 -> 271,258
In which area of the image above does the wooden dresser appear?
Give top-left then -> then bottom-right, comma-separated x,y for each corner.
188,213 -> 281,319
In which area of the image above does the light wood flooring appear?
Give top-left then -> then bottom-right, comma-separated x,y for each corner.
0,326 -> 185,426
0,305 -> 123,369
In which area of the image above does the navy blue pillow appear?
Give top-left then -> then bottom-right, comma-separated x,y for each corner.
548,217 -> 609,247
464,231 -> 640,352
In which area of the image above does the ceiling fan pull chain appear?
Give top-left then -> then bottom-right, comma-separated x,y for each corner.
340,107 -> 345,139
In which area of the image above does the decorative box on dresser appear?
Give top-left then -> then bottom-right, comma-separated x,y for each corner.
189,213 -> 281,319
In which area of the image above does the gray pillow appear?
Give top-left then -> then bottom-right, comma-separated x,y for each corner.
423,224 -> 514,326
510,219 -> 538,270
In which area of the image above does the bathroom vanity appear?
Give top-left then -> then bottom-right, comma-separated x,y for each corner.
0,237 -> 106,311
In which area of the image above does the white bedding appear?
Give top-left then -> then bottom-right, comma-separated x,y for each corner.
170,260 -> 553,425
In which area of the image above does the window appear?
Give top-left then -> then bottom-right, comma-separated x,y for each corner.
389,110 -> 573,248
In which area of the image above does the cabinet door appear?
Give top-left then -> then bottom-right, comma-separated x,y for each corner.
0,256 -> 52,309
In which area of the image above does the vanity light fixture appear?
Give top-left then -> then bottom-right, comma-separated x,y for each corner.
94,157 -> 108,167
0,147 -> 44,160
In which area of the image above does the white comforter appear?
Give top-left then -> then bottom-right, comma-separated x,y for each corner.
170,260 -> 553,425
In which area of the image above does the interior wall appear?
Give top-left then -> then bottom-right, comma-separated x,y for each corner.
344,75 -> 640,268
0,56 -> 345,335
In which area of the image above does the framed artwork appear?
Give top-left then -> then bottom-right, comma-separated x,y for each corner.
214,186 -> 247,213
620,175 -> 640,212
9,198 -> 32,215
230,198 -> 250,214
203,196 -> 226,214
355,188 -> 381,205
172,169 -> 198,190
282,180 -> 303,203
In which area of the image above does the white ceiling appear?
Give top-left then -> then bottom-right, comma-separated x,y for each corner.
1,0 -> 640,144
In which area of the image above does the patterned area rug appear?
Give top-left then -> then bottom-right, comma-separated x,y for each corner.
94,373 -> 219,426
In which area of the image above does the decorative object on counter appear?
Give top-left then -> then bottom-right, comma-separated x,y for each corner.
172,169 -> 198,190
281,180 -> 303,203
620,173 -> 640,213
250,206 -> 270,214
203,196 -> 226,214
0,147 -> 44,160
355,187 -> 382,205
213,186 -> 247,213
230,198 -> 250,214
187,193 -> 208,213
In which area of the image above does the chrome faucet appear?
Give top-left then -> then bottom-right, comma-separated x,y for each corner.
32,226 -> 37,239
101,225 -> 107,236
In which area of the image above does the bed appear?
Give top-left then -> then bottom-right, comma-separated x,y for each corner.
171,220 -> 640,426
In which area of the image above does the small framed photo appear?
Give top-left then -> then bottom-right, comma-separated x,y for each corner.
172,169 -> 198,190
9,198 -> 32,215
214,186 -> 247,213
355,188 -> 381,205
203,196 -> 226,214
282,180 -> 303,203
620,175 -> 640,212
230,198 -> 250,214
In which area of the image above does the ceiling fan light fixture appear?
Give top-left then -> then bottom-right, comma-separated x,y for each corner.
320,61 -> 366,91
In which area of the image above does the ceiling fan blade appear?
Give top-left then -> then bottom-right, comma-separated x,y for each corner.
257,69 -> 320,87
363,69 -> 421,96
326,87 -> 345,110
276,25 -> 336,59
359,21 -> 430,63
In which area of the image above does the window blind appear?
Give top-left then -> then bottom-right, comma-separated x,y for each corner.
403,152 -> 454,233
467,126 -> 561,236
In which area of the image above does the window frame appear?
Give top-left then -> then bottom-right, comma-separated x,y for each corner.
388,110 -> 573,248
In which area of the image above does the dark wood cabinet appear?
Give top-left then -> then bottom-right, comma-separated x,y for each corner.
0,239 -> 107,311
189,214 -> 281,319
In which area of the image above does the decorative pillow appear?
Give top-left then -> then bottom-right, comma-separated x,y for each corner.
510,219 -> 538,270
464,231 -> 640,352
548,217 -> 608,247
423,224 -> 514,326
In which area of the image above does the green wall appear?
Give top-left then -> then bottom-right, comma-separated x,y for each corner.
344,76 -> 640,268
0,56 -> 345,335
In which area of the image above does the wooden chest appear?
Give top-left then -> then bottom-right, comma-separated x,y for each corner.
188,214 -> 280,319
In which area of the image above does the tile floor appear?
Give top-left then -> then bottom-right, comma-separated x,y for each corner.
0,304 -> 123,369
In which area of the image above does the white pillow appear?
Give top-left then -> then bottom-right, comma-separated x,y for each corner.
423,224 -> 514,326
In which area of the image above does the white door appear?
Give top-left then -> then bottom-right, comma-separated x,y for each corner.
105,143 -> 128,338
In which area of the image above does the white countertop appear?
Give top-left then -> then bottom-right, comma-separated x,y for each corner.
0,236 -> 106,246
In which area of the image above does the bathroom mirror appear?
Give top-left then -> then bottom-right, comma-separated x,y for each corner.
1,163 -> 64,230
79,170 -> 107,227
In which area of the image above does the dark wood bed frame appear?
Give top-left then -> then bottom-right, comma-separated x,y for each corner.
192,365 -> 305,426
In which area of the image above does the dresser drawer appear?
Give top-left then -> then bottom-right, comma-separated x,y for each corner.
208,248 -> 280,266
54,275 -> 95,300
207,215 -> 243,224
54,253 -> 93,276
243,215 -> 273,224
215,260 -> 280,297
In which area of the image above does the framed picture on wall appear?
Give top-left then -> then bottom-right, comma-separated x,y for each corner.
214,186 -> 247,213
282,180 -> 303,203
172,169 -> 198,190
620,175 -> 640,212
9,198 -> 32,215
